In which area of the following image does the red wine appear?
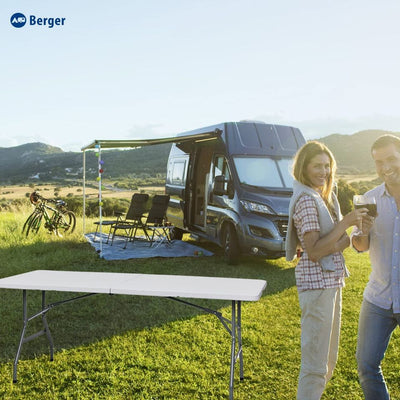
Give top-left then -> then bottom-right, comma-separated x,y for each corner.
355,203 -> 377,217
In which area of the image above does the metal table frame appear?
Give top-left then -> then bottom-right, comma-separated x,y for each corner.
13,291 -> 243,399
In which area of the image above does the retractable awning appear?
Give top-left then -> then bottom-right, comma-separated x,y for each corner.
81,129 -> 222,151
81,129 -> 222,256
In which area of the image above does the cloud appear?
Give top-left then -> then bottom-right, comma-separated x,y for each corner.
0,134 -> 50,149
127,123 -> 169,139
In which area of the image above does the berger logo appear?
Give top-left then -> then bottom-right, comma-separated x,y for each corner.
10,12 -> 66,28
10,13 -> 26,28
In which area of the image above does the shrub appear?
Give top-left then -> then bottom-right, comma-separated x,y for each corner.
337,179 -> 356,215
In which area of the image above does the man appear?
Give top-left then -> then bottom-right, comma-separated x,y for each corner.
352,134 -> 400,400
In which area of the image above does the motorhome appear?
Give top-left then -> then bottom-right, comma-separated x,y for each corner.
165,121 -> 306,264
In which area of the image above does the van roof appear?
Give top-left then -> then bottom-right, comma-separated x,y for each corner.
175,121 -> 305,156
227,121 -> 305,156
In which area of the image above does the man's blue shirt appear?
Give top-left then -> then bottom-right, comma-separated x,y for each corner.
363,183 -> 400,313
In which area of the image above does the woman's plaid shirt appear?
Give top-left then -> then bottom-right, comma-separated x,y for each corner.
293,195 -> 349,292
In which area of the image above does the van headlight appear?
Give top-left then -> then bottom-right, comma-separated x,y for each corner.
240,200 -> 276,215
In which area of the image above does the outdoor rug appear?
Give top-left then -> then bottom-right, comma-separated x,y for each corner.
85,232 -> 214,260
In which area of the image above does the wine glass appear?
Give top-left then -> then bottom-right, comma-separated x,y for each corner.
353,195 -> 377,233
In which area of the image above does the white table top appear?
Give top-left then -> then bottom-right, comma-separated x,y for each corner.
0,270 -> 267,301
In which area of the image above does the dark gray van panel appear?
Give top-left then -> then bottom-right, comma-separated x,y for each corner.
165,121 -> 306,263
225,122 -> 304,156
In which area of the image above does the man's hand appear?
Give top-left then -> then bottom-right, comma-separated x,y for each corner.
361,214 -> 376,236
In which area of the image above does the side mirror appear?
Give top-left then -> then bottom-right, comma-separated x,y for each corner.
213,175 -> 226,196
214,175 -> 234,197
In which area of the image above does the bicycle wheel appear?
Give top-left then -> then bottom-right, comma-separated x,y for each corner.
22,211 -> 38,234
55,210 -> 76,236
25,213 -> 43,237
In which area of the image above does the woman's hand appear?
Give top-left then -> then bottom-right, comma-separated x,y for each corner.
344,207 -> 369,230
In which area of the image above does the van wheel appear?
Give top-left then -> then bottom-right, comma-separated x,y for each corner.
222,224 -> 240,265
170,227 -> 184,240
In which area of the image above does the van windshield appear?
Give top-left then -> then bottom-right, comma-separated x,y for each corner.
233,156 -> 294,189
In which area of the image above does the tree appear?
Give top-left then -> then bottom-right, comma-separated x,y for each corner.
337,179 -> 356,215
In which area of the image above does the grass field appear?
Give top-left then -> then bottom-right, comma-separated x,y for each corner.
0,184 -> 164,201
0,172 -> 378,201
336,173 -> 377,183
0,210 -> 399,399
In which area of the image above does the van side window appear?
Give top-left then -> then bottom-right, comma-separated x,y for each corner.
171,160 -> 186,185
214,156 -> 230,178
213,156 -> 231,191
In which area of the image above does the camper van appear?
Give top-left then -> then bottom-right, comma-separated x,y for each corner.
165,121 -> 306,264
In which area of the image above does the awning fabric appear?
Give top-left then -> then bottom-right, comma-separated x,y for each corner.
81,129 -> 222,151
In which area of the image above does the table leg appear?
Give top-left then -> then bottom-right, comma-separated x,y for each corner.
229,300 -> 237,400
238,301 -> 243,380
13,290 -> 27,383
10,291 -> 100,383
169,297 -> 244,400
13,290 -> 56,383
42,291 -> 54,361
229,300 -> 243,400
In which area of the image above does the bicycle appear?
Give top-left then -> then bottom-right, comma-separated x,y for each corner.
23,191 -> 76,237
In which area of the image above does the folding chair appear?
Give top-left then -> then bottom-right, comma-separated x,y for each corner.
143,194 -> 172,247
109,193 -> 149,248
93,212 -> 124,243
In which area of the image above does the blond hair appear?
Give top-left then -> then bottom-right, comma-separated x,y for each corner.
292,141 -> 337,206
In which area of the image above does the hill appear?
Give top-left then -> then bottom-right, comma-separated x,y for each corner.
0,142 -> 63,171
0,142 -> 172,184
319,129 -> 400,173
0,129 -> 399,184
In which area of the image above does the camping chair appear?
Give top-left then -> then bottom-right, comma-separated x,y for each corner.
93,212 -> 125,244
109,193 -> 150,248
143,194 -> 172,248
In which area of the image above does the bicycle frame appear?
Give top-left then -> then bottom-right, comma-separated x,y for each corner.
42,202 -> 62,233
23,193 -> 76,236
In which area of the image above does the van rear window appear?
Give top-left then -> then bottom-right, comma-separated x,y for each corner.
171,160 -> 186,185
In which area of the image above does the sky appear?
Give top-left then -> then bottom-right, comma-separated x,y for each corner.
1,0 -> 400,152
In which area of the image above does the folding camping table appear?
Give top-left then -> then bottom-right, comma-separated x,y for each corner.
0,270 -> 267,400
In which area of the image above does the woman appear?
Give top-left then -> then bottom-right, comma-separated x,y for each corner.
286,141 -> 366,400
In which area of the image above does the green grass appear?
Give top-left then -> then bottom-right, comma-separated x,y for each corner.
0,211 -> 399,399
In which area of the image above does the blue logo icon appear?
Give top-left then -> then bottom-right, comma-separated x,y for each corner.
10,13 -> 27,28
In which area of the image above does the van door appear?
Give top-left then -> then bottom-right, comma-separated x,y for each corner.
206,155 -> 234,237
188,145 -> 213,230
